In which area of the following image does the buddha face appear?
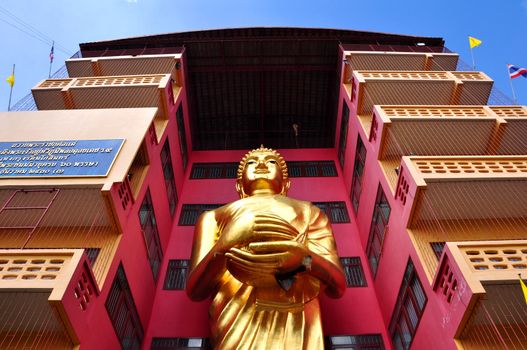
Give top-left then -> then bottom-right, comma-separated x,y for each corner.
237,150 -> 290,197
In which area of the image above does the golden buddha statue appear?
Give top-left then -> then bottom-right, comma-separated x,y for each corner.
187,146 -> 346,350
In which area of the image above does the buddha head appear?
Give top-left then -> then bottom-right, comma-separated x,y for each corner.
236,146 -> 290,198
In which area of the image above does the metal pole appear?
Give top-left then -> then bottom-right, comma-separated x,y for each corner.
507,65 -> 518,105
470,47 -> 476,70
7,64 -> 14,111
48,41 -> 54,78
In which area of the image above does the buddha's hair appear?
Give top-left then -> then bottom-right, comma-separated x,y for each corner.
237,145 -> 289,181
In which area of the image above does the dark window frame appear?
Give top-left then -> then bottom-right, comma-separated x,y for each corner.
338,101 -> 350,169
151,337 -> 212,349
105,264 -> 144,350
340,257 -> 367,287
366,185 -> 391,277
163,259 -> 190,290
350,136 -> 367,214
313,202 -> 350,223
325,333 -> 385,349
139,189 -> 163,281
178,204 -> 224,226
389,259 -> 427,350
176,104 -> 188,171
161,139 -> 178,217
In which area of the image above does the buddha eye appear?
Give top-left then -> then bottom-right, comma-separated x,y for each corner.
247,160 -> 257,165
267,160 -> 277,164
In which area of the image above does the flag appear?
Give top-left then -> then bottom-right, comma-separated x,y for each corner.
6,73 -> 14,88
49,42 -> 54,63
520,275 -> 527,305
468,36 -> 482,49
508,64 -> 527,79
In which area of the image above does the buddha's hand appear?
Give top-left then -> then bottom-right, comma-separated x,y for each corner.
225,240 -> 311,275
215,213 -> 300,254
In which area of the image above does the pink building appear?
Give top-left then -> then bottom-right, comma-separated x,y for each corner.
0,28 -> 526,350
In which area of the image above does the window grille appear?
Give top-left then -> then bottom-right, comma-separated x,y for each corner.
430,242 -> 446,260
106,264 -> 144,350
340,257 -> 367,287
338,101 -> 350,169
176,105 -> 188,170
139,190 -> 163,280
325,334 -> 385,349
164,260 -> 190,290
161,139 -> 178,217
314,202 -> 350,223
366,186 -> 391,277
178,204 -> 223,226
190,162 -> 238,179
151,337 -> 212,349
389,259 -> 427,350
351,136 -> 367,214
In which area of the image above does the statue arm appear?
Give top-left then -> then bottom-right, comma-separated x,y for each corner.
186,210 -> 226,301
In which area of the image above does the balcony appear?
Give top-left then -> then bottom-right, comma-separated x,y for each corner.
394,156 -> 527,279
31,74 -> 179,140
371,105 -> 527,189
0,249 -> 99,349
66,54 -> 182,84
432,240 -> 527,349
346,71 -> 493,134
343,51 -> 459,83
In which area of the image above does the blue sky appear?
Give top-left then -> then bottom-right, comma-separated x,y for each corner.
1,0 -> 526,110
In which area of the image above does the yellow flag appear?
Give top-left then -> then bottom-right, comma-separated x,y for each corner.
468,36 -> 482,49
6,73 -> 14,88
520,276 -> 527,305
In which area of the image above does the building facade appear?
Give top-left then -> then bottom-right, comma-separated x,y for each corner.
0,28 -> 526,350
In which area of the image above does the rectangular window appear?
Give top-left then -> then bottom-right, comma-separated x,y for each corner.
190,161 -> 337,179
366,186 -> 391,277
151,337 -> 212,349
340,257 -> 367,287
161,139 -> 178,217
338,101 -> 350,169
139,190 -> 163,280
430,242 -> 445,260
178,204 -> 223,226
325,333 -> 385,349
314,202 -> 350,223
176,105 -> 188,171
85,248 -> 101,266
164,259 -> 190,290
106,264 -> 144,350
350,136 -> 366,214
389,259 -> 427,350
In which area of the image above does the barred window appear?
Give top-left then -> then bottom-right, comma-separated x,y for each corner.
430,242 -> 445,260
190,161 -> 337,179
366,186 -> 391,277
178,204 -> 223,226
151,337 -> 211,349
161,139 -> 178,217
176,105 -> 188,170
351,136 -> 367,214
325,334 -> 385,349
389,259 -> 427,350
106,264 -> 144,350
139,190 -> 163,280
85,248 -> 101,266
338,101 -> 350,169
190,162 -> 238,179
340,257 -> 367,287
314,202 -> 350,223
164,260 -> 190,290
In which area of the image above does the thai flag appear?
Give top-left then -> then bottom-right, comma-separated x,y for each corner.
49,42 -> 54,63
508,64 -> 527,79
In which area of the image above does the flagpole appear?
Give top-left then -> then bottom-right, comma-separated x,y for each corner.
507,66 -> 518,105
48,40 -> 54,78
469,47 -> 476,70
7,64 -> 15,112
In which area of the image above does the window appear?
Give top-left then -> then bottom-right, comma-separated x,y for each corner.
340,257 -> 367,287
178,204 -> 223,226
366,186 -> 391,277
350,136 -> 366,214
430,242 -> 445,260
189,161 -> 337,179
151,337 -> 211,350
164,259 -> 190,290
161,139 -> 178,217
139,190 -> 163,280
325,334 -> 385,349
176,105 -> 188,170
338,101 -> 350,169
106,264 -> 144,350
314,202 -> 350,223
389,259 -> 427,350
85,248 -> 100,266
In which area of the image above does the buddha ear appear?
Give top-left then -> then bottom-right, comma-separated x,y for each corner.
281,178 -> 291,196
235,180 -> 246,198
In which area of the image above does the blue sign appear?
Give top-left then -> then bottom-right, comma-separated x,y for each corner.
0,139 -> 125,178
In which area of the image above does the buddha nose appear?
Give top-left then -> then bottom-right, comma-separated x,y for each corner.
256,160 -> 268,169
